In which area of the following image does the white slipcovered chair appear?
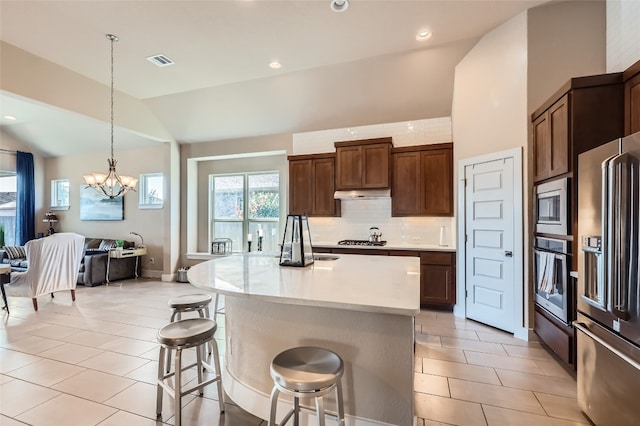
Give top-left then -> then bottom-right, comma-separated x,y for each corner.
5,232 -> 85,311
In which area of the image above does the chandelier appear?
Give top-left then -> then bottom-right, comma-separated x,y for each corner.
83,34 -> 138,199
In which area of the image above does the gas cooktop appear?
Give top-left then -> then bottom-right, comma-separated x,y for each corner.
337,239 -> 387,247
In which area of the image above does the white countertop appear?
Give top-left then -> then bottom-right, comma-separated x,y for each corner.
187,253 -> 420,316
312,241 -> 456,252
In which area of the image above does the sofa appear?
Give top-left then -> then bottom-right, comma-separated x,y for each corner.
2,237 -> 140,287
0,246 -> 29,272
77,237 -> 139,287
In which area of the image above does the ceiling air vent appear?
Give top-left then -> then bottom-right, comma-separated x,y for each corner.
146,54 -> 174,67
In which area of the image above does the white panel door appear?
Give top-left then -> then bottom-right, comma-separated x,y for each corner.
465,157 -> 515,332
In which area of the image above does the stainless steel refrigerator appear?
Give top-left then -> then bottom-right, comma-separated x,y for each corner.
576,131 -> 640,425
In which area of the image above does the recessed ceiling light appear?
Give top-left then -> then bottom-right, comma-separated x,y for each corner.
3,115 -> 17,121
269,61 -> 282,69
330,0 -> 349,13
416,31 -> 432,41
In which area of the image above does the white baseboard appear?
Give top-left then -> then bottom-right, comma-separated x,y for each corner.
514,326 -> 536,341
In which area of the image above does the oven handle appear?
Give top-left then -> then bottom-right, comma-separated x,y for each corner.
574,322 -> 640,371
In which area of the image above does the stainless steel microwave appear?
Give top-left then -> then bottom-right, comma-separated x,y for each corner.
535,178 -> 570,236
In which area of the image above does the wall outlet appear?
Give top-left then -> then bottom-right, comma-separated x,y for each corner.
148,257 -> 155,264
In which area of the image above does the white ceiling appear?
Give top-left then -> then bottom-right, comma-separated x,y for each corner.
0,0 -> 547,157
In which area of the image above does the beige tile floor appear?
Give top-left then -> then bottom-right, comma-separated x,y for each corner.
0,279 -> 590,425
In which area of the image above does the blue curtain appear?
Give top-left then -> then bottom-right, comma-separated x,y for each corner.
16,151 -> 35,245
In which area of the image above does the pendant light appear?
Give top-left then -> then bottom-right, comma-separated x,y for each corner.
83,34 -> 138,199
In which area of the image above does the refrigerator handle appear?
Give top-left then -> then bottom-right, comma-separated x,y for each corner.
574,322 -> 640,371
606,154 -> 635,320
602,155 -> 614,313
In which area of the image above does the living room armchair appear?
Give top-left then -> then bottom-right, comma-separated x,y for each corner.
4,232 -> 85,311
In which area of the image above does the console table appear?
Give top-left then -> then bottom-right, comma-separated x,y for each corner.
1,264 -> 10,313
106,247 -> 147,284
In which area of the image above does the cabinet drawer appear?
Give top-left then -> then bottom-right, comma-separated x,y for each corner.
534,310 -> 573,365
420,252 -> 453,265
313,247 -> 333,254
388,250 -> 420,257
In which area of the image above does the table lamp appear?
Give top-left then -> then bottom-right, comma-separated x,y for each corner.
43,212 -> 59,236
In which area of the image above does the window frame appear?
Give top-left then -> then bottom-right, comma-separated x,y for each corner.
210,171 -> 280,253
50,179 -> 70,210
138,172 -> 164,209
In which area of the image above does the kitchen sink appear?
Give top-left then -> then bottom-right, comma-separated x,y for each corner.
313,254 -> 340,261
272,254 -> 340,261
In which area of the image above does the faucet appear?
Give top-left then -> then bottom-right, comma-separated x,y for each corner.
130,232 -> 144,247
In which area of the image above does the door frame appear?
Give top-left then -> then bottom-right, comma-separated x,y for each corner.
455,147 -> 528,339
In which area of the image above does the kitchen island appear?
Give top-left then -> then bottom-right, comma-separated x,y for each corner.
187,253 -> 420,426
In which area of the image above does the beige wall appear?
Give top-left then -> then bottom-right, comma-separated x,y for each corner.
180,133 -> 292,266
44,143 -> 169,277
0,41 -> 173,143
528,0 -> 607,115
452,13 -> 528,163
607,0 -> 640,72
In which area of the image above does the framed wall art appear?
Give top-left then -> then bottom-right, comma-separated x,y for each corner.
80,185 -> 124,221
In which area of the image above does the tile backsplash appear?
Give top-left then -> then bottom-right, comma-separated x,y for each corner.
309,198 -> 456,246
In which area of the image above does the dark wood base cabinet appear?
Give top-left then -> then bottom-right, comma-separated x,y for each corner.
420,252 -> 455,307
534,307 -> 575,371
312,247 -> 456,307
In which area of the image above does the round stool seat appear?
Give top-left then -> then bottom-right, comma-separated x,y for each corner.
157,318 -> 217,347
168,293 -> 212,310
270,346 -> 344,392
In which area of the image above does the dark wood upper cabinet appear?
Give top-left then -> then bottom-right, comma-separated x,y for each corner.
288,153 -> 340,217
289,159 -> 313,215
624,59 -> 640,136
312,157 -> 339,216
531,73 -> 624,183
533,95 -> 569,182
391,151 -> 421,215
335,137 -> 392,190
391,143 -> 453,217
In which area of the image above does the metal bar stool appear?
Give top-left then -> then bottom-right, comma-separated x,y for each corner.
156,318 -> 224,426
268,346 -> 345,426
167,293 -> 213,372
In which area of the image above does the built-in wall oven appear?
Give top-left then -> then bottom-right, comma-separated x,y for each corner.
535,178 -> 570,236
534,236 -> 572,324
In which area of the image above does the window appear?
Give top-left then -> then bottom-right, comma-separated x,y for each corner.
139,173 -> 164,209
0,173 -> 16,246
50,179 -> 70,210
211,172 -> 280,253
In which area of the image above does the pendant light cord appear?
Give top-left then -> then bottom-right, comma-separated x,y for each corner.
110,34 -> 115,161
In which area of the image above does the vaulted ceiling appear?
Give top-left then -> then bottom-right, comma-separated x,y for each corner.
0,0 -> 546,157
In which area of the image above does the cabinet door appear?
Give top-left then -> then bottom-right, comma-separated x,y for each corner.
532,95 -> 569,182
422,149 -> 453,216
532,111 -> 551,182
289,160 -> 313,215
548,95 -> 570,178
420,264 -> 455,306
335,146 -> 362,189
312,157 -> 340,216
391,151 -> 421,216
362,143 -> 390,188
626,73 -> 640,136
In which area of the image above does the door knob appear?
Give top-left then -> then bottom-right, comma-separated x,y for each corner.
505,251 -> 513,257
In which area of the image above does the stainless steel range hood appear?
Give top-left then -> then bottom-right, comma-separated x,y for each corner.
333,189 -> 391,200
